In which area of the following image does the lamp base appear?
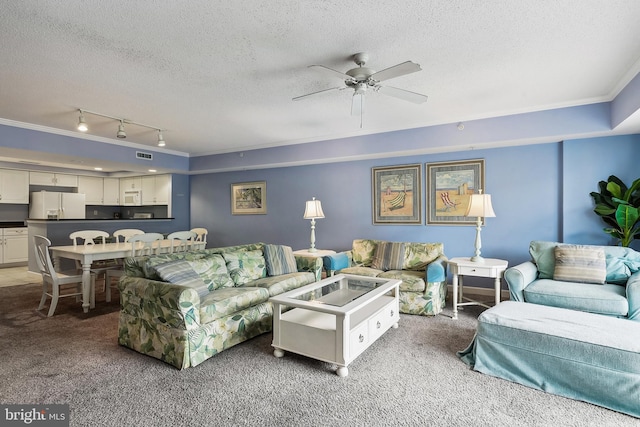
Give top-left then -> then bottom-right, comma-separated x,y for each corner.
470,255 -> 485,263
308,247 -> 317,253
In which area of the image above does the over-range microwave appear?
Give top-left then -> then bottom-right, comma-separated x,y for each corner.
123,190 -> 142,206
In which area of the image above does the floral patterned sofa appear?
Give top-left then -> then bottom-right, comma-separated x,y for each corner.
117,243 -> 322,369
324,239 -> 448,316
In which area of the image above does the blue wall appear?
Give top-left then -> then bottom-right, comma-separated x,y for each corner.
190,134 -> 640,286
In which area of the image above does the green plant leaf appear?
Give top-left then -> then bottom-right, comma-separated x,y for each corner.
594,204 -> 616,216
611,197 -> 630,205
606,181 -> 623,199
623,177 -> 640,200
609,175 -> 628,194
616,205 -> 639,229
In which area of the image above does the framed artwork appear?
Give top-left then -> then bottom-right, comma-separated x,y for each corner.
372,164 -> 422,225
231,181 -> 267,215
426,159 -> 485,225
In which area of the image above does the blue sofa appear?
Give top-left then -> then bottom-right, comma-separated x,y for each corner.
504,241 -> 640,320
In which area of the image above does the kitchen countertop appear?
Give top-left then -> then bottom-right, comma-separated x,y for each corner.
0,221 -> 27,228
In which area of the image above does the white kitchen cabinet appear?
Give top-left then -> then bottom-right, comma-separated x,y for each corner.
0,169 -> 29,204
103,178 -> 120,205
0,227 -> 28,264
77,176 -> 104,204
141,174 -> 170,205
30,171 -> 78,187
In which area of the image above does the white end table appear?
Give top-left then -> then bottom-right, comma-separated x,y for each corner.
448,257 -> 508,320
292,249 -> 336,257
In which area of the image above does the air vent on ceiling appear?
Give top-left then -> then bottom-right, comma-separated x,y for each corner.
136,151 -> 153,161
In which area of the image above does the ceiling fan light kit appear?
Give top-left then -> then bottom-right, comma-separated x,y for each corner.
76,109 -> 167,146
293,52 -> 428,127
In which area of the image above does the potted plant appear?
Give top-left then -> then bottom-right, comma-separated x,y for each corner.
590,175 -> 640,247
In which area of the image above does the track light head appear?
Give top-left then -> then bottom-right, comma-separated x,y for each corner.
77,111 -> 88,132
117,121 -> 126,138
157,130 -> 166,147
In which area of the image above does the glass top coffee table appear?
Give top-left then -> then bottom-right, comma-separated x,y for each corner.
270,274 -> 401,377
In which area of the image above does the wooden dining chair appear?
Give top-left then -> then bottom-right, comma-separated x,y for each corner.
34,235 -> 96,317
128,232 -> 164,256
69,230 -> 117,298
113,228 -> 144,243
167,231 -> 197,253
190,227 -> 208,245
105,229 -> 144,302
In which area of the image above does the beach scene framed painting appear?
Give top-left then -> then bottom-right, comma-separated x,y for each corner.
231,181 -> 267,215
372,164 -> 422,225
426,159 -> 485,225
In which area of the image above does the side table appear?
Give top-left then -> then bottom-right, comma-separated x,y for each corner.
292,249 -> 336,257
448,257 -> 508,320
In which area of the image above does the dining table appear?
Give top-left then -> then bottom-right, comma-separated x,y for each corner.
49,239 -> 206,313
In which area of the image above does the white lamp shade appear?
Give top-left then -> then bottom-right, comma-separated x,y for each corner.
303,197 -> 325,219
465,193 -> 496,218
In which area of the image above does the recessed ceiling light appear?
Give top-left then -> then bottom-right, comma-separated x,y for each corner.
94,167 -> 102,171
148,169 -> 157,173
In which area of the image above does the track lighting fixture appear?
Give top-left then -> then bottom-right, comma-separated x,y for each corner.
117,120 -> 127,138
75,108 -> 166,146
77,110 -> 88,132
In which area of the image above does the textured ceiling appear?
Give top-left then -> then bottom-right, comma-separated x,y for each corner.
1,1 -> 640,166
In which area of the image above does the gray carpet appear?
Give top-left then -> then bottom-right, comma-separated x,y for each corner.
0,283 -> 637,427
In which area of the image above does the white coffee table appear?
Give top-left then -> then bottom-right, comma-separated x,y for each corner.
270,274 -> 401,377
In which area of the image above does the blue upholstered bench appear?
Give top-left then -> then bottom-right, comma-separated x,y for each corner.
458,301 -> 640,418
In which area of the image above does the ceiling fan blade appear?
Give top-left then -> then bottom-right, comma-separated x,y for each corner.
377,85 -> 428,104
351,93 -> 364,116
309,65 -> 354,82
292,87 -> 344,101
369,61 -> 422,82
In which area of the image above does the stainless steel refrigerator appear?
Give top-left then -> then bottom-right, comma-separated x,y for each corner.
29,191 -> 86,219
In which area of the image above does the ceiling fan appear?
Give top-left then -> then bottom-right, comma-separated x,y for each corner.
293,52 -> 428,125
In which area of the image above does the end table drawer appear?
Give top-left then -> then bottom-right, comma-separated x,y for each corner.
457,265 -> 495,278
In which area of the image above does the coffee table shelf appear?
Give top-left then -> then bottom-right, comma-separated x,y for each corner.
270,274 -> 401,377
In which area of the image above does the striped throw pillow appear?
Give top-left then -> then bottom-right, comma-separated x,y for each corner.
371,242 -> 405,271
263,244 -> 298,276
154,260 -> 211,297
553,245 -> 606,284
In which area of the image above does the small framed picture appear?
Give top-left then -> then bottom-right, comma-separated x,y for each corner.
372,164 -> 422,225
426,159 -> 485,225
231,181 -> 267,215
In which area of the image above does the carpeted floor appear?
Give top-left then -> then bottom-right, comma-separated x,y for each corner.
0,283 -> 637,427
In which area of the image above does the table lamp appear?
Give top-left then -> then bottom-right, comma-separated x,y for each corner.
465,189 -> 496,263
303,197 -> 325,252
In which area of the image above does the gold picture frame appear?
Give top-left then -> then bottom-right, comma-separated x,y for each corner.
372,164 -> 422,225
426,159 -> 485,225
231,181 -> 267,215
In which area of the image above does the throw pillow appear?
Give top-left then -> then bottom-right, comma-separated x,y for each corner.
263,244 -> 298,276
222,250 -> 267,285
351,239 -> 380,266
553,245 -> 606,284
187,255 -> 234,291
371,242 -> 405,271
153,260 -> 210,298
529,240 -> 559,279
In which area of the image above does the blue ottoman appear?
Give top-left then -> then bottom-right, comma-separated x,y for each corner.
458,301 -> 640,418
